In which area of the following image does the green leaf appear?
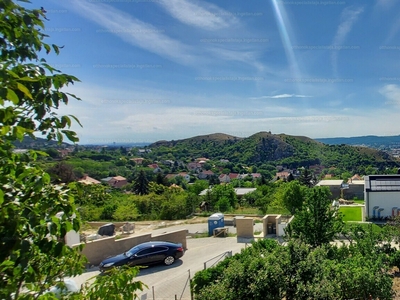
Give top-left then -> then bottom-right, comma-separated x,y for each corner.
56,131 -> 63,143
44,43 -> 51,54
23,14 -> 32,26
69,114 -> 83,127
0,189 -> 4,205
52,44 -> 60,55
7,89 -> 19,104
7,70 -> 20,78
16,82 -> 33,99
61,130 -> 79,143
61,116 -> 71,128
18,76 -> 39,82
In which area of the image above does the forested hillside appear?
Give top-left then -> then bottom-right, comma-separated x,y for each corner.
148,131 -> 399,172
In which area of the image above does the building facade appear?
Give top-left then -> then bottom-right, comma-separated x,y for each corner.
365,175 -> 400,219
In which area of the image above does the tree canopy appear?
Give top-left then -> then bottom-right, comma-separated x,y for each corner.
0,1 -> 144,298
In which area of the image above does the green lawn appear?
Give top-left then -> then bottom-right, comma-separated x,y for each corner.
231,207 -> 264,215
339,206 -> 362,222
344,222 -> 382,233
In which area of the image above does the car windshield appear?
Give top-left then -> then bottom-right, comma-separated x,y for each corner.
125,246 -> 140,257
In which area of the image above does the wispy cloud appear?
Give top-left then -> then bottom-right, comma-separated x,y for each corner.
250,94 -> 312,100
375,0 -> 397,10
384,17 -> 400,43
157,0 -> 237,30
67,0 -> 264,70
379,84 -> 400,105
331,6 -> 364,76
69,0 -> 197,65
205,47 -> 267,72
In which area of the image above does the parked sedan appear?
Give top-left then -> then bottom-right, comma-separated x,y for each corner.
99,241 -> 184,272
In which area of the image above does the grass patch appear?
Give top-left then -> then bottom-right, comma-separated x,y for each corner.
339,206 -> 362,222
231,207 -> 264,215
264,207 -> 291,215
344,222 -> 382,233
191,232 -> 209,238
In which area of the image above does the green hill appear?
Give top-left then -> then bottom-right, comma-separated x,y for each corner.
148,132 -> 399,171
13,136 -> 71,149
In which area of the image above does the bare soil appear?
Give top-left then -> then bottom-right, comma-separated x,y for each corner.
82,216 -> 210,237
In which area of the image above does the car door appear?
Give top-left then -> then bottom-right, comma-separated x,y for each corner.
147,246 -> 169,264
130,247 -> 153,266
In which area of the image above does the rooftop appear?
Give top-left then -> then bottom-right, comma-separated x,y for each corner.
316,180 -> 344,186
365,175 -> 400,192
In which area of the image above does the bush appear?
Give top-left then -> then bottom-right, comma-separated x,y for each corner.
113,202 -> 139,221
79,205 -> 103,221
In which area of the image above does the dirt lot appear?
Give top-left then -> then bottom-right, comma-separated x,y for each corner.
82,216 -> 210,237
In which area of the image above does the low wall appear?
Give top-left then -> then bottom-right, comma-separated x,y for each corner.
75,229 -> 187,267
151,230 -> 188,250
236,218 -> 254,238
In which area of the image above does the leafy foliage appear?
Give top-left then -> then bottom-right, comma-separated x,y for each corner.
0,149 -> 86,299
79,266 -> 146,300
193,237 -> 395,300
286,187 -> 344,247
0,1 -> 145,298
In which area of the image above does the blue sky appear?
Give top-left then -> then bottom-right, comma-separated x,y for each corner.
28,0 -> 400,144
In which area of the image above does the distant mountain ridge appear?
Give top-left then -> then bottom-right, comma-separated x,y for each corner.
316,135 -> 400,148
13,136 -> 71,149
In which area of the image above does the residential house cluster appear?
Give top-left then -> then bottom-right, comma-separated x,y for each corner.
218,173 -> 261,184
275,166 -> 300,180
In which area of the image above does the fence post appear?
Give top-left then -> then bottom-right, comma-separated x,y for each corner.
152,286 -> 155,300
189,269 -> 194,300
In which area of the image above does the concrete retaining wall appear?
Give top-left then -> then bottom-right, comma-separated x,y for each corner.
75,229 -> 187,266
151,230 -> 188,250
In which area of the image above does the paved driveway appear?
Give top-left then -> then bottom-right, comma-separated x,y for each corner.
137,237 -> 248,299
74,222 -> 263,299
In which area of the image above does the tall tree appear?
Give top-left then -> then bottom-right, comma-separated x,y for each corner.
286,186 -> 344,247
133,170 -> 149,195
279,180 -> 308,215
47,161 -> 76,183
298,168 -> 314,187
0,1 -> 144,298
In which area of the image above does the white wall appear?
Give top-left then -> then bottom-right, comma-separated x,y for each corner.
65,230 -> 80,246
368,191 -> 400,218
277,223 -> 287,237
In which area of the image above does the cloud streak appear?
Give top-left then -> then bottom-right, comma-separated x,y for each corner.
331,6 -> 364,76
70,0 -> 198,65
250,94 -> 312,99
157,0 -> 237,30
68,0 -> 265,70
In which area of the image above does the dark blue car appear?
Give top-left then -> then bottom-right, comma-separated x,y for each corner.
99,241 -> 184,272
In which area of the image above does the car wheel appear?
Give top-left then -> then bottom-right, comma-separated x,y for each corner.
164,255 -> 175,266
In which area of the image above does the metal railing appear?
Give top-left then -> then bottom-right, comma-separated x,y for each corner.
203,251 -> 232,270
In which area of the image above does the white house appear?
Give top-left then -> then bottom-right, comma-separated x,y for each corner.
364,175 -> 400,219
